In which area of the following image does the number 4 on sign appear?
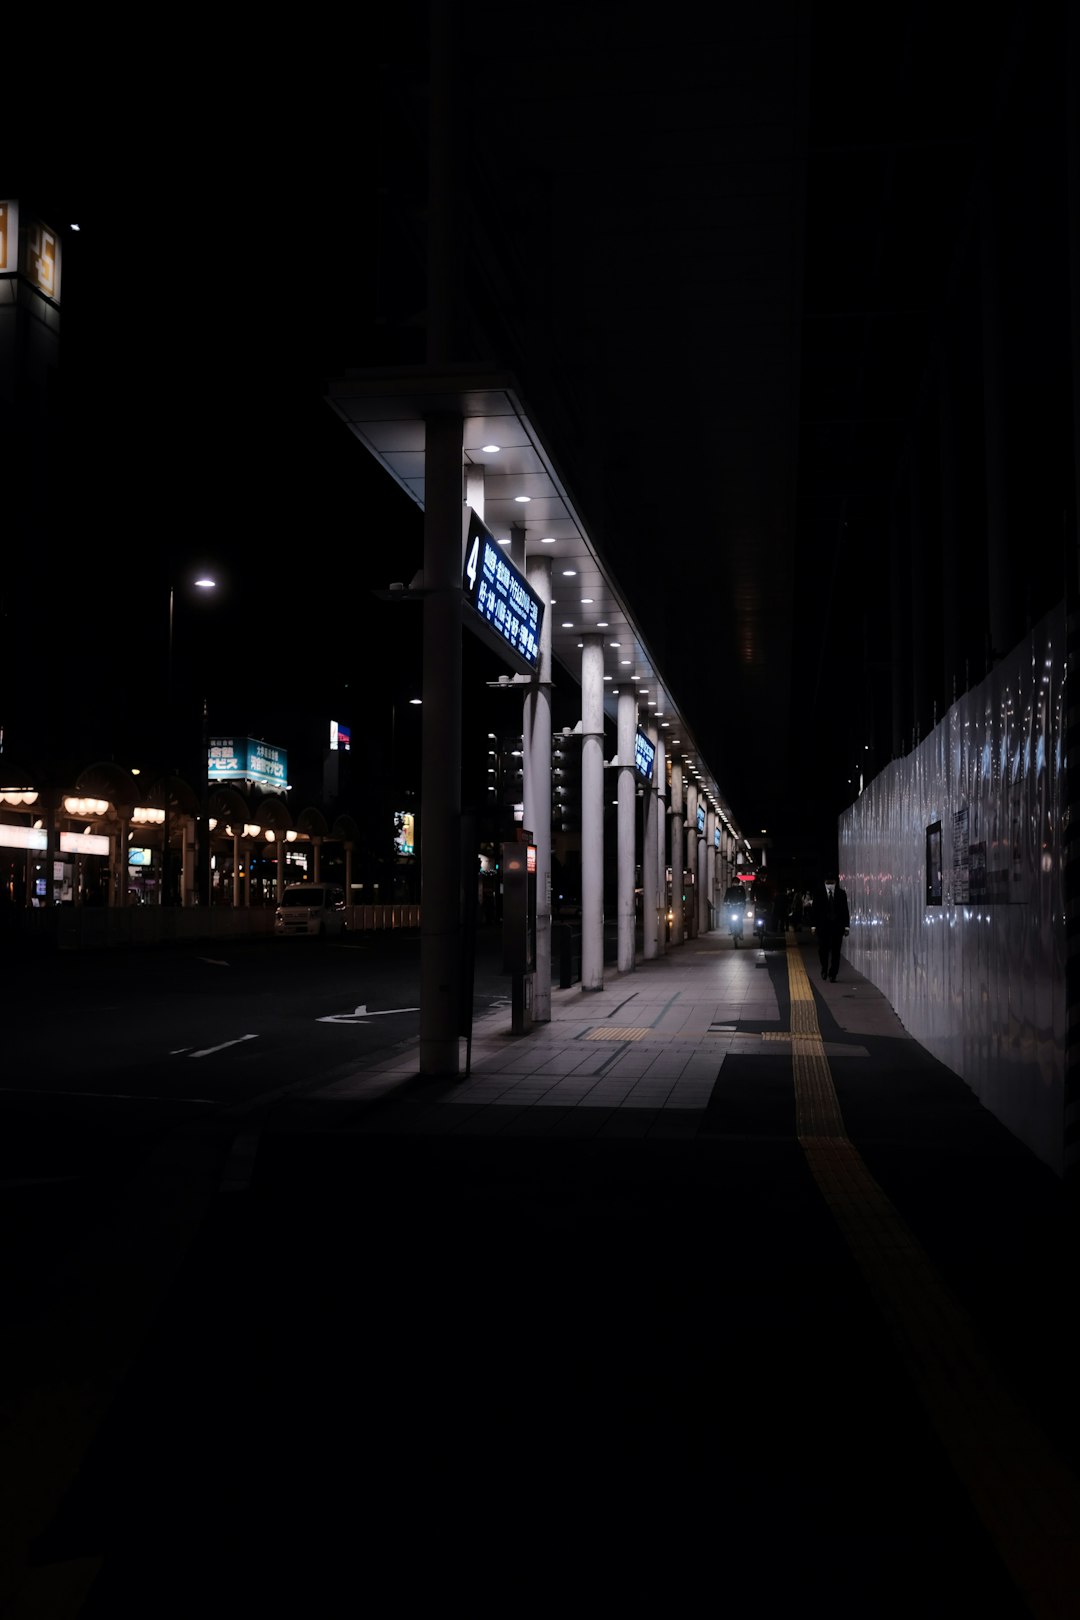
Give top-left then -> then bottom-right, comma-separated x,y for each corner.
465,535 -> 480,590
317,1004 -> 420,1024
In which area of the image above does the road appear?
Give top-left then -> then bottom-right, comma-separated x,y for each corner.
0,926 -> 510,1307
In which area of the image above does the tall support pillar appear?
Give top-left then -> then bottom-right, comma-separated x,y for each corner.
706,810 -> 716,931
697,806 -> 708,934
642,723 -> 659,959
655,736 -> 667,954
232,830 -> 241,908
581,636 -> 605,990
524,553 -> 553,1021
689,780 -> 696,939
670,757 -> 684,946
420,410 -> 464,1074
617,690 -> 636,973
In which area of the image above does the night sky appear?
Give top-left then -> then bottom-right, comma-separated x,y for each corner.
7,2 -> 1074,879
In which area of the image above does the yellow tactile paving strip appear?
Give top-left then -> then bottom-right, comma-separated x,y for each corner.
786,944 -> 1080,1619
584,1026 -> 653,1042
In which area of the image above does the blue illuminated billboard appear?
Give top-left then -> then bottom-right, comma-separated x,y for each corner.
634,730 -> 656,781
462,508 -> 543,673
714,825 -> 721,850
696,805 -> 706,835
208,737 -> 289,794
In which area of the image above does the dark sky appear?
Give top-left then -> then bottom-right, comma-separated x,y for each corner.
9,1 -> 1074,876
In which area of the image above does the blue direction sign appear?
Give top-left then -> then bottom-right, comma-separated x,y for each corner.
462,508 -> 543,674
634,729 -> 656,781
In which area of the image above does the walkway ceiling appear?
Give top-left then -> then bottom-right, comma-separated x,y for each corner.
327,370 -> 745,841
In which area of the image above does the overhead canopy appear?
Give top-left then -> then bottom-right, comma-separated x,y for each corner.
327,365 -> 749,849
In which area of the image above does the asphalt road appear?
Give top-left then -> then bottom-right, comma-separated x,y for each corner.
4,927 -> 511,1106
0,927 -> 510,1316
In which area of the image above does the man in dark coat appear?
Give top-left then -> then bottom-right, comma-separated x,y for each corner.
811,873 -> 851,982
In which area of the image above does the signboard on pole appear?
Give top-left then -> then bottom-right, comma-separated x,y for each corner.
461,508 -> 544,674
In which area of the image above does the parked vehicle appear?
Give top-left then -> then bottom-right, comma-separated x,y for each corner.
274,883 -> 348,938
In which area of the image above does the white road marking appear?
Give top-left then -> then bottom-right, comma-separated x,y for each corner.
317,1003 -> 420,1024
188,1034 -> 260,1058
0,1089 -> 216,1102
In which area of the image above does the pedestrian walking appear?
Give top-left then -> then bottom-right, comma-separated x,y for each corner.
811,872 -> 850,982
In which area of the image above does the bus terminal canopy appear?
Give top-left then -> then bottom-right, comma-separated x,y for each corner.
326,365 -> 747,850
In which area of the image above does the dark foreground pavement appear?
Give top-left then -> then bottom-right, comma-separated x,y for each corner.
4,935 -> 1080,1619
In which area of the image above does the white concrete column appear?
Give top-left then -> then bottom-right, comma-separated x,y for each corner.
420,410 -> 464,1074
705,810 -> 716,932
276,838 -> 286,904
686,783 -> 699,939
642,723 -> 659,959
581,635 -> 605,990
232,829 -> 241,907
698,819 -> 707,934
655,737 -> 667,954
616,691 -> 636,973
670,757 -> 684,946
524,552 -> 553,1021
465,465 -> 485,520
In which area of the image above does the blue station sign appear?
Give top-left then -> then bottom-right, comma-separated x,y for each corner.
462,508 -> 544,674
634,730 -> 656,781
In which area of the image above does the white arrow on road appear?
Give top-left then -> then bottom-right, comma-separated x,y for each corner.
317,1004 -> 420,1024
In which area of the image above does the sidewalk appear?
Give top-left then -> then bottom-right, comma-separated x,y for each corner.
15,933 -> 1080,1619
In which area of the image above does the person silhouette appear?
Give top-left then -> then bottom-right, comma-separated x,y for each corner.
811,872 -> 850,982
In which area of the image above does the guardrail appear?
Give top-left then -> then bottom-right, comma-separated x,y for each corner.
0,902 -> 422,951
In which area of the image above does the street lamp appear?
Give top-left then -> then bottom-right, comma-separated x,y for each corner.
163,572 -> 217,907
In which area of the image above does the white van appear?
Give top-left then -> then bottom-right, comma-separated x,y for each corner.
274,883 -> 348,938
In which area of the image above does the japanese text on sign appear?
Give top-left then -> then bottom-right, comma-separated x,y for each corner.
462,510 -> 544,672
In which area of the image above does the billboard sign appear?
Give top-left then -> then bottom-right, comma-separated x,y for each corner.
634,730 -> 656,781
330,720 -> 351,752
208,737 -> 289,794
461,507 -> 543,674
394,809 -> 415,857
696,805 -> 706,835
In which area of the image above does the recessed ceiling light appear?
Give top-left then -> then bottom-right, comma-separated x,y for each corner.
541,537 -> 556,544
631,675 -> 640,681
596,621 -> 608,628
482,444 -> 500,453
497,538 -> 511,547
621,659 -> 631,665
581,598 -> 593,604
514,495 -> 531,503
562,569 -> 577,576
661,722 -> 669,728
562,622 -> 574,628
604,675 -> 613,682
609,641 -> 621,648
